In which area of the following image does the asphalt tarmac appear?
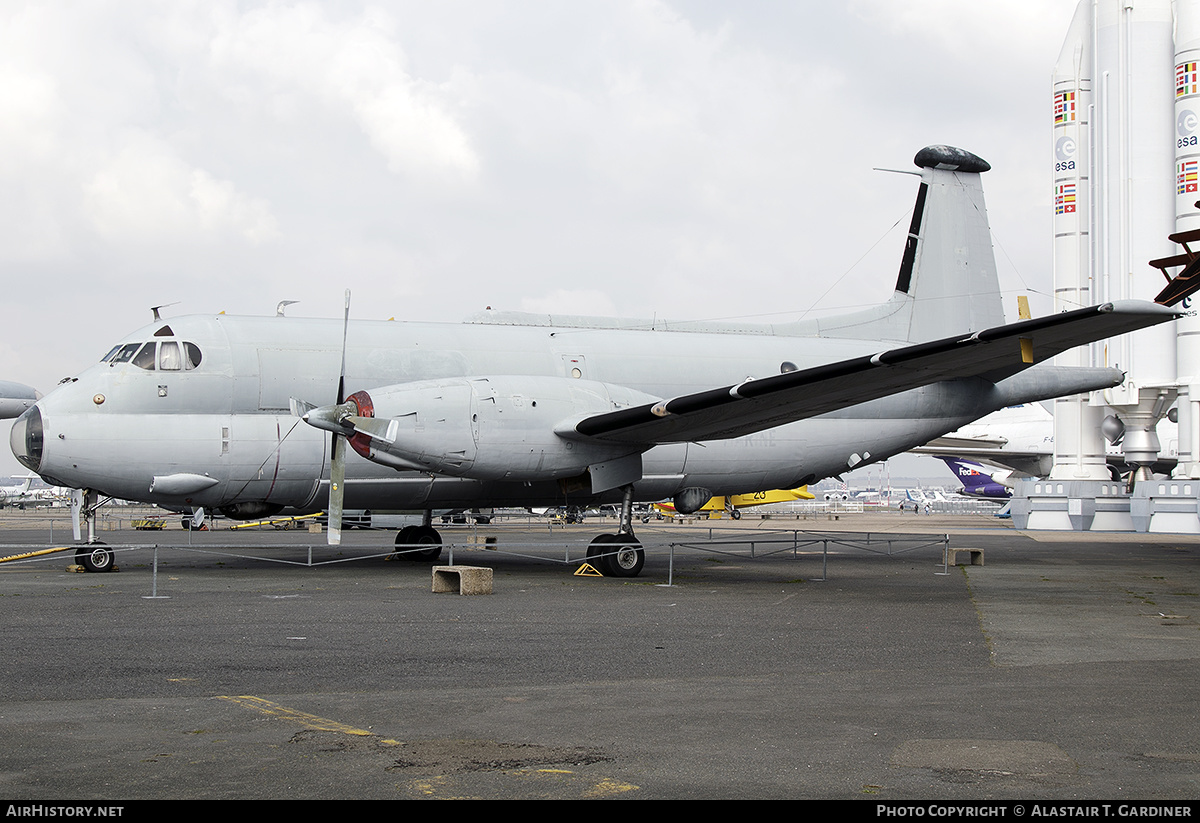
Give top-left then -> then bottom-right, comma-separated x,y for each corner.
0,510 -> 1198,800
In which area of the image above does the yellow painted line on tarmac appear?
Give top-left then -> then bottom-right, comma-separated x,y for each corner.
229,513 -> 323,530
0,546 -> 75,564
215,695 -> 400,744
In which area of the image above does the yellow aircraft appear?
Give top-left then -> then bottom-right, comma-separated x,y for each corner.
652,486 -> 814,520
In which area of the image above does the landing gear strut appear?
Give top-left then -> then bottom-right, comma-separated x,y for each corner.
71,489 -> 116,573
587,484 -> 645,577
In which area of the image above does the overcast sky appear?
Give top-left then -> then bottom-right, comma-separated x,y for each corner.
0,0 -> 1082,480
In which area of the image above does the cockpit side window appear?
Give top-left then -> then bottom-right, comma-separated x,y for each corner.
101,345 -> 121,363
132,343 -> 156,370
184,342 -> 202,370
110,343 -> 140,364
159,341 -> 182,371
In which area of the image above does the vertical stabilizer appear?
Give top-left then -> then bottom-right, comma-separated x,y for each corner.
801,145 -> 1006,343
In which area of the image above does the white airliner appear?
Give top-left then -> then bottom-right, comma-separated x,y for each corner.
8,146 -> 1180,575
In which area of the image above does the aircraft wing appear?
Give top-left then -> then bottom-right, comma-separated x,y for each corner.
911,446 -> 1052,479
917,435 -> 1010,450
566,300 -> 1178,445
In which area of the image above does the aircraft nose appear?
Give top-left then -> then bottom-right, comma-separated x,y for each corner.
9,405 -> 43,473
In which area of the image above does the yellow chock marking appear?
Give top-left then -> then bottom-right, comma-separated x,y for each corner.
1019,337 -> 1034,364
216,695 -> 399,744
0,546 -> 75,564
574,563 -> 604,577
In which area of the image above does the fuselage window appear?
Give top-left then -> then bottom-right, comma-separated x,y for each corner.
132,342 -> 156,370
110,343 -> 140,364
159,341 -> 182,370
184,343 -> 202,370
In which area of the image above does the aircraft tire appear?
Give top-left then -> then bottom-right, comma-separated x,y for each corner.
393,526 -> 441,561
588,534 -> 643,577
731,510 -> 741,520
412,526 -> 442,562
586,533 -> 615,573
76,544 -> 114,573
606,535 -> 644,578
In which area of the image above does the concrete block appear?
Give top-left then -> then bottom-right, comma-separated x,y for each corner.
432,565 -> 493,595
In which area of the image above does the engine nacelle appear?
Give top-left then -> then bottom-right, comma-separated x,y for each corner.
673,487 -> 714,514
351,375 -> 657,483
219,501 -> 284,520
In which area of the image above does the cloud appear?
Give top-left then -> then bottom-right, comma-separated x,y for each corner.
83,131 -> 279,246
208,3 -> 479,180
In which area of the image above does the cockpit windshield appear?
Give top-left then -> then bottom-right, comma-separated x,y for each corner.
102,340 -> 202,370
108,343 -> 140,364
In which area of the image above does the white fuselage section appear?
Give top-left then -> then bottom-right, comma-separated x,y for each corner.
11,313 -> 1094,514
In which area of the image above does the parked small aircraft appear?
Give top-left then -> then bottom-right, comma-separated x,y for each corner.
652,486 -> 815,519
0,474 -> 68,508
9,145 -> 1180,575
0,475 -> 39,508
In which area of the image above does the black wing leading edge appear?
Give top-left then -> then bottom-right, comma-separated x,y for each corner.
566,301 -> 1179,445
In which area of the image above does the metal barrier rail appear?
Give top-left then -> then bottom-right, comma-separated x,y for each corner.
661,530 -> 951,584
0,527 -> 956,598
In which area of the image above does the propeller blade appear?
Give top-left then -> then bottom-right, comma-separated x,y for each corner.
289,397 -> 316,418
328,288 -> 352,546
346,415 -> 398,444
328,432 -> 345,546
337,289 -> 350,405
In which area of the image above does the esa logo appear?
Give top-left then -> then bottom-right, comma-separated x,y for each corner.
1055,136 -> 1076,172
1180,109 -> 1199,148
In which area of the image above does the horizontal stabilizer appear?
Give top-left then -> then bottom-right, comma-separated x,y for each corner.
567,301 -> 1178,445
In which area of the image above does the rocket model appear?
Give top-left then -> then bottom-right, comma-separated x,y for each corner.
1052,0 -> 1181,485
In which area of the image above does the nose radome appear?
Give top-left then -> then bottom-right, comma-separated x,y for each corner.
10,405 -> 43,473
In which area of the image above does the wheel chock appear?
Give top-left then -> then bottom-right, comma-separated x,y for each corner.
574,562 -> 604,577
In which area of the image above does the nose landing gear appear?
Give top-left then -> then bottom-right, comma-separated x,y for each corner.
75,544 -> 114,573
71,489 -> 117,572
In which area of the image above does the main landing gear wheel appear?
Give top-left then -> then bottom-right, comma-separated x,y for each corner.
587,533 -> 645,578
76,544 -> 114,573
394,525 -> 442,562
586,533 -> 614,571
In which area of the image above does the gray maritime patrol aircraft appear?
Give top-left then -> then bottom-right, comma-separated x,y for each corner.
8,146 -> 1180,575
